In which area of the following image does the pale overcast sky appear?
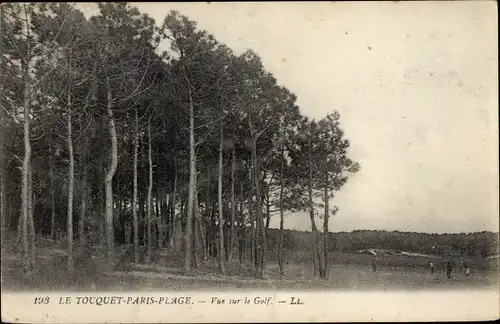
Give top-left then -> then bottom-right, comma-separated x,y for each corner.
78,2 -> 498,234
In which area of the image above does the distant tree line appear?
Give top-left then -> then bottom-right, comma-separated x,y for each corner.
262,229 -> 499,258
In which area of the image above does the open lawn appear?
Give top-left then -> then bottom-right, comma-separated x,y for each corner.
2,235 -> 498,292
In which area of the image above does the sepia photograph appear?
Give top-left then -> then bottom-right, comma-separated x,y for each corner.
1,1 -> 498,323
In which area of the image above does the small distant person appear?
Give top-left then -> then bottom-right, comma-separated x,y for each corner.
372,256 -> 377,272
429,261 -> 435,275
464,263 -> 471,277
446,260 -> 453,278
439,260 -> 446,279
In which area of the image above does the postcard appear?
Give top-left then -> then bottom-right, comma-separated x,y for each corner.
1,1 -> 498,322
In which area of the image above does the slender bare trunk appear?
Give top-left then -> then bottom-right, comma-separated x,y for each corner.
264,172 -> 272,231
308,122 -> 318,277
322,171 -> 329,279
79,163 -> 87,245
252,137 -> 265,278
265,205 -> 271,229
229,145 -> 236,261
249,170 -> 255,271
132,108 -> 139,262
238,181 -> 245,264
155,186 -> 160,219
166,194 -> 172,247
165,192 -> 170,247
192,168 -> 200,268
96,169 -> 104,246
278,145 -> 285,275
175,194 -> 183,252
139,186 -> 145,246
0,4 -> 5,240
21,42 -> 31,273
250,215 -> 255,269
155,187 -> 162,249
194,184 -> 206,261
169,167 -> 177,249
263,190 -> 269,264
158,192 -> 165,250
204,168 -> 211,258
67,72 -> 74,273
49,145 -> 56,240
146,121 -> 153,263
192,215 -> 198,267
105,77 -> 117,270
27,169 -> 35,271
184,84 -> 194,272
218,126 -> 226,274
118,196 -> 124,243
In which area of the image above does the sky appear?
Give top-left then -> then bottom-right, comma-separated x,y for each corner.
77,2 -> 499,234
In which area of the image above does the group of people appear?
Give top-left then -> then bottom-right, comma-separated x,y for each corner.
370,255 -> 471,279
428,260 -> 471,278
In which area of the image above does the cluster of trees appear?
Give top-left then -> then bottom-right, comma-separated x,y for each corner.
266,229 -> 499,258
0,3 -> 359,280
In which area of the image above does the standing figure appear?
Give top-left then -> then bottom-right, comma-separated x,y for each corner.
464,262 -> 471,278
446,260 -> 453,278
372,256 -> 377,272
429,261 -> 435,275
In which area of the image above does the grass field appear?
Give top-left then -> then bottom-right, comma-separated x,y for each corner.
2,234 -> 498,292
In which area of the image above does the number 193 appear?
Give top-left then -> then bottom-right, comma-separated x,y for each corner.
34,296 -> 50,304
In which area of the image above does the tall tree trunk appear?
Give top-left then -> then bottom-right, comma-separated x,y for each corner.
229,145 -> 236,261
247,114 -> 266,278
139,186 -> 145,246
322,172 -> 329,279
79,163 -> 88,245
21,47 -> 31,273
207,205 -> 215,258
263,191 -> 269,264
49,145 -> 56,240
184,84 -> 194,272
146,121 -> 153,264
105,77 -> 117,270
162,193 -> 168,246
155,186 -> 162,249
249,169 -> 255,271
66,71 -> 74,273
308,122 -> 319,277
174,191 -> 182,252
218,126 -> 226,274
224,200 -> 230,260
238,181 -> 245,264
98,169 -> 106,247
204,168 -> 211,259
264,173 -> 272,230
158,191 -> 165,250
250,215 -> 255,268
0,4 -> 5,241
265,202 -> 271,229
169,167 -> 177,249
132,108 -> 139,263
192,214 -> 198,267
155,186 -> 160,219
192,168 -> 200,268
251,136 -> 265,278
278,146 -> 285,275
117,196 -> 123,244
28,164 -> 35,269
194,185 -> 206,261
165,192 -> 170,247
